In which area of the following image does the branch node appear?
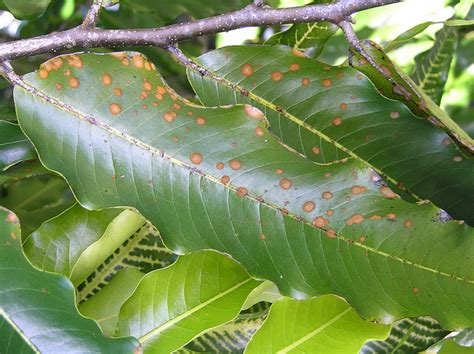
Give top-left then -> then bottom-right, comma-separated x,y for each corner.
82,0 -> 104,29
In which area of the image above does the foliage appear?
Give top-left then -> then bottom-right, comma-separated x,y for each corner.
0,0 -> 472,353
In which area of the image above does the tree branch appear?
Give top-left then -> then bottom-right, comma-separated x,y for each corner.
82,0 -> 104,29
0,0 -> 399,62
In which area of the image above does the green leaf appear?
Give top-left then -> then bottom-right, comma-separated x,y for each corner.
412,26 -> 459,105
78,268 -> 144,336
185,302 -> 271,353
0,121 -> 36,171
384,22 -> 433,52
117,251 -> 261,353
428,329 -> 474,353
361,317 -> 449,354
23,204 -> 123,277
0,174 -> 75,236
0,206 -> 140,352
2,0 -> 51,20
188,45 -> 474,223
13,52 -> 474,329
0,160 -> 50,185
245,295 -> 390,353
266,22 -> 338,57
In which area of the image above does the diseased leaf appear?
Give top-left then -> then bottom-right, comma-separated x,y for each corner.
188,45 -> 474,223
245,295 -> 390,353
412,26 -> 459,105
0,121 -> 36,171
78,268 -> 144,336
186,302 -> 271,353
13,51 -> 474,329
360,317 -> 449,354
117,251 -> 261,353
0,207 -> 140,353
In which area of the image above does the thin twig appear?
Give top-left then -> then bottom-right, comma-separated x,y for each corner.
82,0 -> 104,28
0,0 -> 399,62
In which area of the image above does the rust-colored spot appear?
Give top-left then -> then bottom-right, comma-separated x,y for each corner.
380,186 -> 398,199
390,111 -> 400,119
259,233 -> 266,240
324,172 -> 331,178
38,69 -> 49,79
404,220 -> 413,228
69,77 -> 80,88
370,215 -> 382,220
109,103 -> 122,115
142,104 -> 148,109
114,87 -> 122,96
351,185 -> 367,195
67,55 -> 83,69
163,112 -> 175,123
322,191 -> 333,200
359,235 -> 366,243
6,213 -> 18,223
121,58 -> 130,66
229,159 -> 242,170
155,93 -> 164,101
289,63 -> 300,71
64,69 -> 72,77
187,111 -> 194,116
172,103 -> 181,110
453,156 -> 463,162
336,72 -> 344,78
332,117 -> 342,126
244,105 -> 264,119
326,210 -> 334,217
216,162 -> 224,170
255,127 -> 264,137
442,137 -> 451,146
102,74 -> 112,86
143,81 -> 152,91
221,175 -> 230,184
323,66 -> 331,72
156,86 -> 166,95
381,65 -> 393,77
172,136 -> 179,143
275,168 -> 284,175
271,71 -> 283,81
279,178 -> 292,190
292,48 -> 306,57
386,213 -> 397,220
346,214 -> 364,226
241,63 -> 254,77
356,74 -> 364,80
312,146 -> 321,155
322,78 -> 332,88
302,77 -> 310,86
412,287 -> 419,295
10,232 -> 16,240
144,61 -> 152,71
237,187 -> 248,196
325,229 -> 337,238
139,91 -> 148,100
340,103 -> 347,110
303,201 -> 316,213
313,216 -> 329,228
55,83 -> 63,91
196,116 -> 207,125
132,55 -> 144,69
190,152 -> 203,165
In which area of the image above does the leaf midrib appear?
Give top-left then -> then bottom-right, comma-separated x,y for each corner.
16,78 -> 473,285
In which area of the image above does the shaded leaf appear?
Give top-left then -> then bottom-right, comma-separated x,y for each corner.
2,0 -> 51,20
13,52 -> 474,329
117,251 -> 261,353
0,206 -> 140,352
245,295 -> 390,353
413,26 -> 459,104
360,317 -> 449,354
0,160 -> 50,185
0,121 -> 36,171
189,45 -> 474,223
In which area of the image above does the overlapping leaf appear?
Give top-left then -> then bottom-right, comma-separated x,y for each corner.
0,120 -> 36,171
13,51 -> 474,329
0,207 -> 139,352
187,45 -> 474,222
245,295 -> 390,353
117,251 -> 260,353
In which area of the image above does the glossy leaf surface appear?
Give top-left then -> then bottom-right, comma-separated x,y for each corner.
245,295 -> 390,353
13,51 -> 474,329
117,251 -> 260,353
0,207 -> 139,353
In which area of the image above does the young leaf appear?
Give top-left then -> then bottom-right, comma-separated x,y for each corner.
412,26 -> 459,105
13,52 -> 474,329
117,251 -> 261,353
0,120 -> 36,171
0,207 -> 140,352
188,45 -> 474,223
245,295 -> 390,353
360,317 -> 449,354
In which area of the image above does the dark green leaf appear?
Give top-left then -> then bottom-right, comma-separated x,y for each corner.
13,52 -> 474,329
0,206 -> 140,352
0,121 -> 36,171
2,0 -> 51,20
